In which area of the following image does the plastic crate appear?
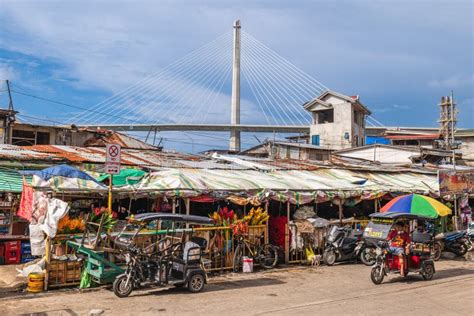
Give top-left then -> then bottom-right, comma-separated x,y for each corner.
5,241 -> 21,264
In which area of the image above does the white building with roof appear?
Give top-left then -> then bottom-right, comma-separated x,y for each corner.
304,90 -> 371,150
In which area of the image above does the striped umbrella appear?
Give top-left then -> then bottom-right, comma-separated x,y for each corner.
380,194 -> 452,218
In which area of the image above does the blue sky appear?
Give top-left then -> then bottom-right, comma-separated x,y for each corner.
0,0 -> 472,153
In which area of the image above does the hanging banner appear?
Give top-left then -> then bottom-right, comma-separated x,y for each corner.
438,170 -> 474,195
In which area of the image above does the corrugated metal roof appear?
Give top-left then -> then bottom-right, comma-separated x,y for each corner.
0,144 -> 63,161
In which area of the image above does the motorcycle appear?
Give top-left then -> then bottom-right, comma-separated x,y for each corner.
112,213 -> 212,298
371,240 -> 435,285
323,225 -> 367,266
434,230 -> 470,259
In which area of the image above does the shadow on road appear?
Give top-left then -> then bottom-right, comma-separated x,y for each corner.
129,277 -> 286,298
384,267 -> 474,285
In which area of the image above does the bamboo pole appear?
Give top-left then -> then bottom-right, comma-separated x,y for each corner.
265,201 -> 269,244
285,201 -> 290,264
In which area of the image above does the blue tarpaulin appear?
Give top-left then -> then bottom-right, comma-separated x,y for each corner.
366,136 -> 390,145
20,164 -> 99,183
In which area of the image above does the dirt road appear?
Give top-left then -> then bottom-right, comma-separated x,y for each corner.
2,259 -> 473,315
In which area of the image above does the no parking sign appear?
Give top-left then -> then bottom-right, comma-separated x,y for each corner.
105,144 -> 121,174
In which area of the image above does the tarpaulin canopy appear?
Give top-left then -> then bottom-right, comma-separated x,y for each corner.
21,164 -> 99,182
0,168 -> 31,192
97,168 -> 146,187
124,168 -> 439,204
21,165 -> 106,192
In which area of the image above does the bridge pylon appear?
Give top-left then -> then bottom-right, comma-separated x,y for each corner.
230,19 -> 241,152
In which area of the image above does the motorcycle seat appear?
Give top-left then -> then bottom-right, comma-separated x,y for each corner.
344,237 -> 358,244
412,231 -> 432,244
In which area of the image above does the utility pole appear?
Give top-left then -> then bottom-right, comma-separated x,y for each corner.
6,80 -> 14,111
229,20 -> 241,152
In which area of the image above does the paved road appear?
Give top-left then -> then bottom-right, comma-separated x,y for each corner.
2,259 -> 473,315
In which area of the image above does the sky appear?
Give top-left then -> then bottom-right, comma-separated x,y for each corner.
0,0 -> 472,153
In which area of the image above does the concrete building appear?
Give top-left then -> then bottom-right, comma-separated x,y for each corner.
456,129 -> 474,165
304,90 -> 371,150
241,140 -> 333,161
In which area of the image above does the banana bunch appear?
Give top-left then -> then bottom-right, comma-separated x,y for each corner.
305,245 -> 315,265
246,207 -> 269,225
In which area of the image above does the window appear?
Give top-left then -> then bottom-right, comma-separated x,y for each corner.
36,132 -> 50,145
311,135 -> 320,146
12,130 -> 35,146
316,109 -> 334,124
11,130 -> 50,146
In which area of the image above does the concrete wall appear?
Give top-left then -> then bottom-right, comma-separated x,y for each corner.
309,96 -> 366,150
337,146 -> 419,164
459,136 -> 474,161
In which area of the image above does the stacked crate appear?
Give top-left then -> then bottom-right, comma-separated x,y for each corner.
4,241 -> 21,264
21,242 -> 34,263
48,260 -> 83,287
0,243 -> 4,265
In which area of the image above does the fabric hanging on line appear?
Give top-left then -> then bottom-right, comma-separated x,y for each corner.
18,179 -> 34,221
29,197 -> 70,256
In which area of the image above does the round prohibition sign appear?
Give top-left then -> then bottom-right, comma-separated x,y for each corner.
108,145 -> 119,157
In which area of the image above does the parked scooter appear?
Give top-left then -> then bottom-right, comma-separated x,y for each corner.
357,239 -> 377,266
323,225 -> 366,266
467,223 -> 474,250
433,230 -> 470,260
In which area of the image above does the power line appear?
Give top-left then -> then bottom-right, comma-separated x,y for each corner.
10,89 -> 143,124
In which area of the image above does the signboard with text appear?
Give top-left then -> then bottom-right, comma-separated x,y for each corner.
438,170 -> 474,195
105,144 -> 121,174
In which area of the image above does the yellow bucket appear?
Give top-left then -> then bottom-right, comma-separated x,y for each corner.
27,272 -> 45,293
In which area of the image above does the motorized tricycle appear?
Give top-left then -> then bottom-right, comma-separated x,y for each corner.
112,213 -> 213,298
364,213 -> 436,285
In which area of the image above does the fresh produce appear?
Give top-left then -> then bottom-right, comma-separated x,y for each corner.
209,206 -> 237,226
58,215 -> 85,234
242,207 -> 269,225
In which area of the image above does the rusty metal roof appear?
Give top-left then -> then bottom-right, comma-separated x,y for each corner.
0,144 -> 64,162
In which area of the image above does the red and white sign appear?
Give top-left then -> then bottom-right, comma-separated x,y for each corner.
105,144 -> 121,174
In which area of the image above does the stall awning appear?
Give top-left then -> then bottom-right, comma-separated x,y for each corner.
0,169 -> 31,193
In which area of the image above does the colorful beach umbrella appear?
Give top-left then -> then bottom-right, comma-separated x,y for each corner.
380,194 -> 452,218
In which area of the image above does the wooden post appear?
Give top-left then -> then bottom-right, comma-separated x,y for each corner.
374,198 -> 378,212
185,198 -> 190,228
338,201 -> 343,226
285,201 -> 290,264
265,201 -> 269,243
44,237 -> 51,290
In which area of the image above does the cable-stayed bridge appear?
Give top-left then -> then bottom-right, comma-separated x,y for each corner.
68,20 -> 382,151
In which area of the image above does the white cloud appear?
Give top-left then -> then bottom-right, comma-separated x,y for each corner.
0,63 -> 17,80
428,74 -> 474,89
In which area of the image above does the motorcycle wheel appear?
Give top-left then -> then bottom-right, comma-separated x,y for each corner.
433,242 -> 442,261
188,273 -> 205,293
370,265 -> 384,285
259,244 -> 278,269
323,249 -> 336,266
233,244 -> 243,273
422,264 -> 435,280
113,275 -> 133,298
454,243 -> 468,257
360,248 -> 376,266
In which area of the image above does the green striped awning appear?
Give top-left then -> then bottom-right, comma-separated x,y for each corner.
0,169 -> 31,193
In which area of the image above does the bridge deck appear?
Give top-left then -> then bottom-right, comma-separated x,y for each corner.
76,124 -> 310,133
